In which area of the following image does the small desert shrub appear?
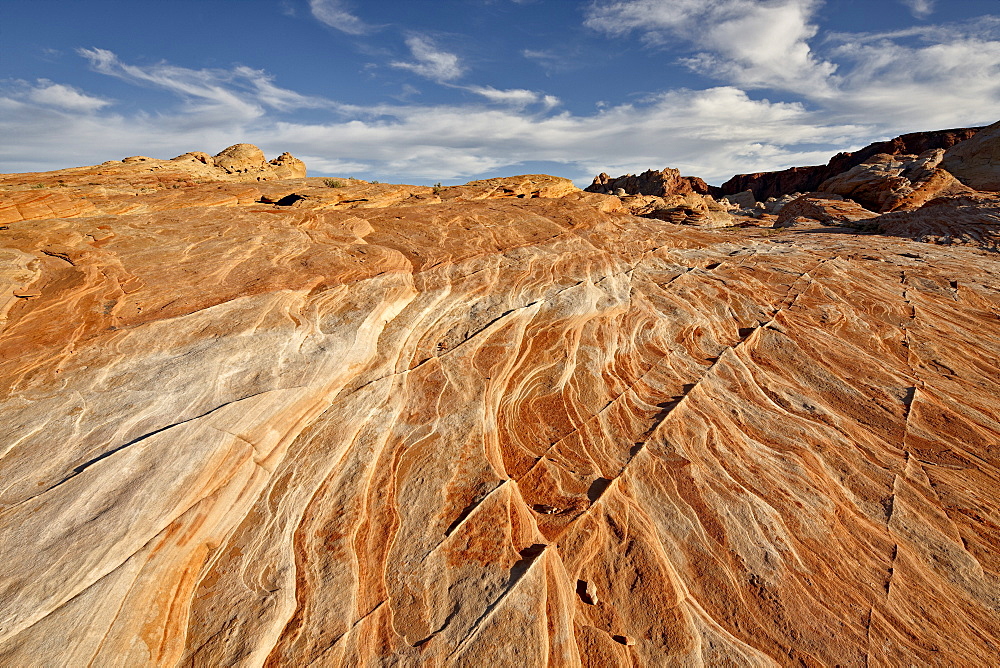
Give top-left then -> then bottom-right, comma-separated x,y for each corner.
31,183 -> 46,189
323,178 -> 344,188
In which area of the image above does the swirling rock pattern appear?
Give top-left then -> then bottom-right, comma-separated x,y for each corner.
1,163 -> 999,667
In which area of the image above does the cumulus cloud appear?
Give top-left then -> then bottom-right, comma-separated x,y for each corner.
391,36 -> 465,82
585,0 -> 836,95
308,0 -> 372,35
585,0 -> 1000,131
901,0 -> 935,19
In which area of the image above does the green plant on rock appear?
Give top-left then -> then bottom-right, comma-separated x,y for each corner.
323,178 -> 344,188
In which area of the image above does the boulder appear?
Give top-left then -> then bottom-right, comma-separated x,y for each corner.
941,119 -> 1000,191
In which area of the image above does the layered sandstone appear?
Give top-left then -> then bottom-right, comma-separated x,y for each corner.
1,153 -> 1000,667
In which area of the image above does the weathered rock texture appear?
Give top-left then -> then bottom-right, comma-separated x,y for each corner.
942,120 -> 1000,191
873,192 -> 1000,248
818,150 -> 971,213
775,193 -> 879,228
2,155 -> 1000,667
716,127 -> 983,200
585,168 -> 704,198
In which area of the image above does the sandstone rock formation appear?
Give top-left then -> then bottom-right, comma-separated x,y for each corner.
722,189 -> 756,209
625,192 -> 735,228
818,150 -> 971,212
1,153 -> 1000,667
585,167 -> 704,198
716,126 -> 983,200
440,174 -> 579,200
211,143 -> 308,180
774,193 -> 878,228
942,120 -> 1000,191
872,191 -> 1000,248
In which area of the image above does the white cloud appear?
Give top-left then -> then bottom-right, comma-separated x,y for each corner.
584,1 -> 1000,132
0,55 -> 870,185
826,35 -> 1000,129
308,0 -> 372,35
2,36 -> 998,187
585,0 -> 836,95
26,80 -> 110,112
901,0 -> 934,19
77,48 -> 334,121
464,86 -> 560,109
391,36 -> 465,82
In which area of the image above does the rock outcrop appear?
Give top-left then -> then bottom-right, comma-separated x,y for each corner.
1,153 -> 1000,666
818,150 -> 971,212
942,120 -> 1000,191
716,126 -> 983,200
872,191 -> 1000,248
624,192 -> 735,228
585,168 -> 704,198
774,193 -> 879,228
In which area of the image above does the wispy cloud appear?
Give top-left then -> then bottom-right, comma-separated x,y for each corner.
77,48 -> 334,120
308,0 -> 372,35
901,0 -> 935,19
390,36 -> 465,82
464,85 -> 560,109
25,80 -> 111,112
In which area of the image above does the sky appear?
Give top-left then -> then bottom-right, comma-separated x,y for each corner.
2,0 -> 999,186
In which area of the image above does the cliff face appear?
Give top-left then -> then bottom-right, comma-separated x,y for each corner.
1,150 -> 1000,666
715,127 -> 983,200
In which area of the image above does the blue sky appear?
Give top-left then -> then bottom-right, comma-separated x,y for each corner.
2,0 -> 999,185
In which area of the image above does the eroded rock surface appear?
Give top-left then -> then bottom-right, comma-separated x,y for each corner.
942,120 -> 1000,191
1,158 -> 1000,667
586,168 -> 705,198
819,150 -> 971,213
775,193 -> 879,228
